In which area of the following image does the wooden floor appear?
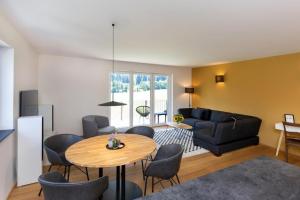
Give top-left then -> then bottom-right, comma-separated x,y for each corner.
8,144 -> 300,200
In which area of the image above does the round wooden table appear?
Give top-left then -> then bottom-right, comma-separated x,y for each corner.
65,134 -> 156,200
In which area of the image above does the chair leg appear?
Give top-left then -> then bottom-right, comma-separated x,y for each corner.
38,165 -> 52,196
141,160 -> 145,180
48,165 -> 53,172
67,166 -> 71,181
99,168 -> 103,177
285,142 -> 289,162
144,176 -> 148,196
151,177 -> 154,193
63,166 -> 67,178
169,179 -> 174,186
175,174 -> 181,184
85,167 -> 90,181
38,185 -> 43,196
159,179 -> 165,189
149,154 -> 153,161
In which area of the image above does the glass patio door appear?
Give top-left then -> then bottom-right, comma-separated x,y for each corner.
153,75 -> 169,125
110,73 -> 130,127
133,73 -> 151,126
110,72 -> 170,127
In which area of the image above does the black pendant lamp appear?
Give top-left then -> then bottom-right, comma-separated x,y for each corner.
99,24 -> 126,107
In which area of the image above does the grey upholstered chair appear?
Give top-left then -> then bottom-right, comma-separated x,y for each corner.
144,144 -> 184,195
126,126 -> 155,178
82,115 -> 115,138
126,126 -> 155,139
39,134 -> 89,196
39,172 -> 108,200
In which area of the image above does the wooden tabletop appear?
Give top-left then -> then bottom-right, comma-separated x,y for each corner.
167,122 -> 193,129
65,134 -> 156,168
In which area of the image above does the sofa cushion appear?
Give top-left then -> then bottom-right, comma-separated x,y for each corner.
193,128 -> 216,144
201,108 -> 211,121
210,111 -> 235,122
191,109 -> 202,119
194,120 -> 216,131
183,118 -> 201,127
191,108 -> 211,120
178,108 -> 193,118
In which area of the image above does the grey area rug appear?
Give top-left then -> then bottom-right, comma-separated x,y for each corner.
154,128 -> 208,157
136,156 -> 300,200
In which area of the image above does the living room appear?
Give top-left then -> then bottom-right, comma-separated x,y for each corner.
0,1 -> 300,200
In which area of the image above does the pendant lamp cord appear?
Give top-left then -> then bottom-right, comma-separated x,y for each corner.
112,23 -> 115,73
112,23 -> 115,101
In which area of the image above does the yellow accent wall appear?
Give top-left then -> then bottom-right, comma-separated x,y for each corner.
192,52 -> 300,154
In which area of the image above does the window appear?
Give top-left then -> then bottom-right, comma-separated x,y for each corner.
0,45 -> 14,130
110,73 -> 130,127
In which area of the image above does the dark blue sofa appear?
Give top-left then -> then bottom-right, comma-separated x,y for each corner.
178,108 -> 262,156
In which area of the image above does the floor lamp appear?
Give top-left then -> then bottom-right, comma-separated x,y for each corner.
185,87 -> 194,108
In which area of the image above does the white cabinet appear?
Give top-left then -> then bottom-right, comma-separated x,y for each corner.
17,116 -> 43,186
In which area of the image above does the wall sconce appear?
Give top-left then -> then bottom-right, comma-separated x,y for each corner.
185,87 -> 194,108
215,75 -> 225,83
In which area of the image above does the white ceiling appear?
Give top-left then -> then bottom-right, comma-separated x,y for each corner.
1,0 -> 300,67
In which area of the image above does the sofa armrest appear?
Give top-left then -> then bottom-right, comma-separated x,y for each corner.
214,118 -> 261,145
178,108 -> 193,118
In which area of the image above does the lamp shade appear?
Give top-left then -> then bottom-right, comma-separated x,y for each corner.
98,101 -> 127,106
185,87 -> 194,93
215,75 -> 225,83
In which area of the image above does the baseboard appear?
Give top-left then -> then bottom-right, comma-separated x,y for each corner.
7,183 -> 16,199
259,143 -> 300,159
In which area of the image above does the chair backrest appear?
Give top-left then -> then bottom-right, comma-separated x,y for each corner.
136,106 -> 151,117
82,115 -> 110,138
39,172 -> 108,200
44,134 -> 82,165
146,144 -> 184,179
282,121 -> 300,140
94,116 -> 109,127
126,126 -> 155,139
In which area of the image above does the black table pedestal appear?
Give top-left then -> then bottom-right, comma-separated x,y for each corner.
101,165 -> 143,200
102,180 -> 143,200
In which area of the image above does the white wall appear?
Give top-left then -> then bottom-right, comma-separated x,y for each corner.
38,54 -> 192,135
0,13 -> 38,199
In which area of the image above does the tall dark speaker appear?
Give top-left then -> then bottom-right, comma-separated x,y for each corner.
20,90 -> 38,116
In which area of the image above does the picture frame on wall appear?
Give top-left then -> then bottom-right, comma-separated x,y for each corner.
284,114 -> 295,123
